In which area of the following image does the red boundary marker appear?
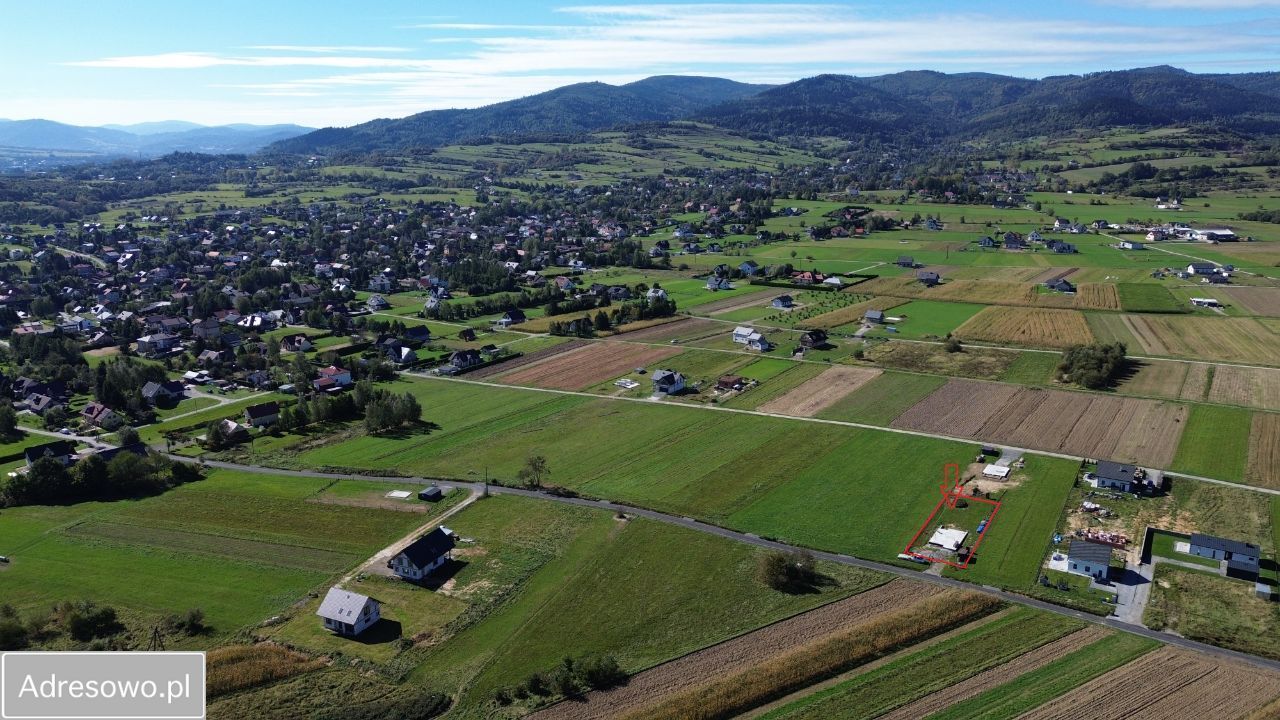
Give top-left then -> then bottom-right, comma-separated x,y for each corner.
905,463 -> 1003,569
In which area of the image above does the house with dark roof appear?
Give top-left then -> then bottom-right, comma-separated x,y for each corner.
1189,534 -> 1260,581
896,256 -> 915,268
141,380 -> 185,407
800,329 -> 828,349
80,402 -> 118,428
1067,539 -> 1113,581
772,294 -> 793,309
25,440 -> 75,467
316,586 -> 381,637
864,309 -> 884,324
1094,461 -> 1141,494
388,527 -> 456,581
244,401 -> 280,428
498,308 -> 527,327
1045,278 -> 1075,294
652,369 -> 686,395
917,271 -> 941,287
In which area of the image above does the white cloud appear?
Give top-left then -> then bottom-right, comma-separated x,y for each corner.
1098,0 -> 1280,6
55,3 -> 1280,125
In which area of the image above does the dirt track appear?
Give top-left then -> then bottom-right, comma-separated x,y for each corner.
529,580 -> 933,720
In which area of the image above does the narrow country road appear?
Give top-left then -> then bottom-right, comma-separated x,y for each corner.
172,455 -> 1280,674
340,487 -> 481,583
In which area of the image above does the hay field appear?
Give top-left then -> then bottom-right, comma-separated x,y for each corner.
954,307 -> 1094,349
1207,365 -> 1280,412
1120,315 -> 1280,365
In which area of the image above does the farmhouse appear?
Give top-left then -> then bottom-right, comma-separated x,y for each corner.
1186,262 -> 1217,276
800,329 -> 828,349
917,271 -> 941,287
652,369 -> 686,395
80,402 -> 118,428
896,256 -> 915,268
864,309 -> 884,324
244,401 -> 280,428
717,375 -> 747,392
1191,298 -> 1222,308
772,295 -> 794,309
316,587 -> 381,637
1067,539 -> 1112,581
1045,278 -> 1075,293
388,527 -> 456,581
1192,228 -> 1237,242
1189,534 -> 1261,581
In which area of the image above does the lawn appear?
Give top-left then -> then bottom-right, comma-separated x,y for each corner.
1148,530 -> 1219,568
865,300 -> 985,340
1144,564 -> 1280,661
944,455 -> 1080,589
1171,405 -> 1253,482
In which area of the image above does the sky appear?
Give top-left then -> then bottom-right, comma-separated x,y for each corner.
4,0 -> 1280,128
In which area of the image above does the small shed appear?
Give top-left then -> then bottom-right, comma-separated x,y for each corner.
982,464 -> 1011,480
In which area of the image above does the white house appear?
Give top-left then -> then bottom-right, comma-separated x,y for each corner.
1187,262 -> 1217,276
646,287 -> 668,301
388,527 -> 456,581
1067,539 -> 1111,581
1119,240 -> 1144,250
731,326 -> 756,344
316,587 -> 381,637
652,369 -> 686,395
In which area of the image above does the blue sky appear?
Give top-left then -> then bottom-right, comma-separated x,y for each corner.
4,1 -> 1280,128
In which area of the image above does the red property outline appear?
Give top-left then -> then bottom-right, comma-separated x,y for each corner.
904,463 -> 1003,569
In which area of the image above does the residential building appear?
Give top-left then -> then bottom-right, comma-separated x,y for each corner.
1067,539 -> 1112,581
316,587 -> 381,637
388,527 -> 456,581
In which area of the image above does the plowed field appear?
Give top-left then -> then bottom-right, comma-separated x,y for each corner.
467,339 -> 591,379
954,307 -> 1094,349
529,580 -> 931,720
1018,647 -> 1280,720
498,342 -> 681,390
614,317 -> 721,342
893,380 -> 1187,466
1247,413 -> 1280,489
757,366 -> 883,417
1219,287 -> 1280,317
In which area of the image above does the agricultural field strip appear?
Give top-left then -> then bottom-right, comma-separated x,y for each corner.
397,373 -> 1280,496
179,464 -> 1280,676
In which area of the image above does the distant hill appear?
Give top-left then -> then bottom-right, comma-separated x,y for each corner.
269,76 -> 772,154
0,120 -> 313,156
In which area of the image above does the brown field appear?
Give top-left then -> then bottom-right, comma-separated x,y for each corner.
892,379 -> 1022,437
467,339 -> 591,379
1117,359 -> 1189,399
1207,365 -> 1280,412
953,307 -> 1094,349
207,644 -> 324,697
1073,283 -> 1122,310
1027,267 -> 1079,284
498,342 -> 681,390
613,317 -> 721,342
757,366 -> 883,417
1179,362 -> 1212,401
877,627 -> 1110,720
894,380 -> 1187,466
530,580 -> 934,720
1018,647 -> 1280,720
800,297 -> 907,330
1121,315 -> 1280,365
1246,413 -> 1280,489
1218,287 -> 1280,317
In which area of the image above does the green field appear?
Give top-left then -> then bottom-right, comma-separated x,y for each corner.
926,632 -> 1158,720
759,608 -> 1083,720
996,352 -> 1060,385
1172,405 -> 1253,482
867,300 -> 985,339
0,469 -> 425,641
815,371 -> 946,425
1116,283 -> 1184,313
1144,564 -> 1280,661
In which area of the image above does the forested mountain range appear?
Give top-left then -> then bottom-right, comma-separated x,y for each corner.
0,120 -> 312,157
272,66 -> 1280,154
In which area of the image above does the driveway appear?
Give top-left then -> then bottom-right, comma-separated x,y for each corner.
1111,561 -> 1154,625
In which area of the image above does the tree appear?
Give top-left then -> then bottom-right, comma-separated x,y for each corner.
756,550 -> 819,593
114,425 -> 140,447
0,404 -> 17,439
204,420 -> 229,451
1058,342 -> 1127,389
517,455 -> 549,489
943,336 -> 963,353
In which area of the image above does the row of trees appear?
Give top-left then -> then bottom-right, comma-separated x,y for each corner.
493,655 -> 627,706
0,453 -> 202,508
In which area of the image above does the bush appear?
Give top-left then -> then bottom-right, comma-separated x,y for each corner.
1058,342 -> 1127,389
757,550 -> 820,593
59,601 -> 123,642
943,337 -> 963,353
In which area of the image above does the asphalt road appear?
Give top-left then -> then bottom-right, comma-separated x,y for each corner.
179,455 -> 1280,674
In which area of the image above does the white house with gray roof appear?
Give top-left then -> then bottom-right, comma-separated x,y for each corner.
316,587 -> 381,637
